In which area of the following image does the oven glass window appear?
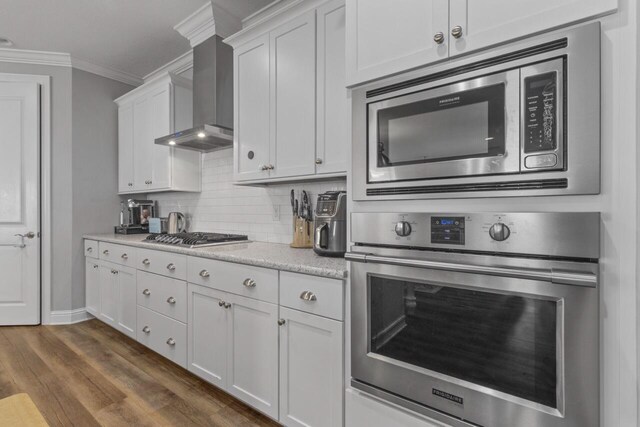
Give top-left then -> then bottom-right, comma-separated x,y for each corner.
375,84 -> 505,167
369,276 -> 558,408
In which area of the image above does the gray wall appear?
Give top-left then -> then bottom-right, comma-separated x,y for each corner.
71,69 -> 133,309
0,62 -> 73,312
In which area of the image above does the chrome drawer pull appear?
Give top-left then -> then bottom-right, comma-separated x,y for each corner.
103,250 -> 109,255
142,258 -> 150,266
300,291 -> 317,302
224,302 -> 231,309
121,253 -> 128,260
142,289 -> 151,296
166,338 -> 176,346
167,296 -> 176,305
218,300 -> 225,307
278,319 -> 286,326
199,270 -> 210,278
87,247 -> 93,253
243,278 -> 256,288
142,326 -> 150,334
93,264 -> 98,269
166,263 -> 176,271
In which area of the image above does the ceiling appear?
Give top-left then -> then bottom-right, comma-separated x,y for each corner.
0,0 -> 273,81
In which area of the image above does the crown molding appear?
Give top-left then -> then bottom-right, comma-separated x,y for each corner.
71,57 -> 143,86
175,2 -> 241,47
0,47 -> 71,67
143,49 -> 193,83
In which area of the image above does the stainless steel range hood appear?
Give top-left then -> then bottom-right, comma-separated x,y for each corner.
155,35 -> 233,152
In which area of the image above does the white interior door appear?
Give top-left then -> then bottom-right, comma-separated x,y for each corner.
0,79 -> 40,325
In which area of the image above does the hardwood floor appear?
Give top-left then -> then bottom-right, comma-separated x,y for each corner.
0,319 -> 280,426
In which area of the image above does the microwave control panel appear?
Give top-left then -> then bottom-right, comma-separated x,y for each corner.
524,71 -> 557,153
430,217 -> 465,245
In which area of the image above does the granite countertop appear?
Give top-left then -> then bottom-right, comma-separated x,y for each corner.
84,234 -> 348,280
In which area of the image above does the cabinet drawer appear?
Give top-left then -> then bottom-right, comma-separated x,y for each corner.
137,305 -> 187,368
137,271 -> 187,323
280,271 -> 344,320
136,248 -> 187,280
84,240 -> 99,259
99,242 -> 134,267
187,257 -> 278,304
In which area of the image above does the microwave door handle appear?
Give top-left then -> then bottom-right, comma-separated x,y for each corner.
315,223 -> 329,249
345,253 -> 597,287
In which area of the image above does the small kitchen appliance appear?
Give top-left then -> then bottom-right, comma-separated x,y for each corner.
347,212 -> 600,427
313,191 -> 347,257
114,199 -> 156,234
167,212 -> 187,234
145,232 -> 248,248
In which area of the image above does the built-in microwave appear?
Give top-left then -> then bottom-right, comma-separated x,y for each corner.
352,22 -> 600,200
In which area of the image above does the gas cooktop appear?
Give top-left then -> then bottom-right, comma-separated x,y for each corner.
144,232 -> 249,248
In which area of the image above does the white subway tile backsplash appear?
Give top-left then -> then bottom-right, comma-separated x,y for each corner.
152,148 -> 346,244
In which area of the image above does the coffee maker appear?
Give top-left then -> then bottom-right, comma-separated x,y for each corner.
313,191 -> 347,257
115,199 -> 157,234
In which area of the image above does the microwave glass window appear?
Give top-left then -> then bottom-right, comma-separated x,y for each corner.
524,72 -> 557,153
368,275 -> 558,408
376,84 -> 506,167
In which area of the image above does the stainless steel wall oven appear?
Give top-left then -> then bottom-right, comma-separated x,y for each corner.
347,212 -> 600,427
352,23 -> 601,200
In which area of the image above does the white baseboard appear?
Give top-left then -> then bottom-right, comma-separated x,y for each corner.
48,308 -> 93,325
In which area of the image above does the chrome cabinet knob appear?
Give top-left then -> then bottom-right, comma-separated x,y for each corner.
268,164 -> 275,170
451,25 -> 463,39
110,269 -> 118,275
243,278 -> 256,288
167,296 -> 176,305
128,182 -> 133,187
87,247 -> 93,253
278,319 -> 286,326
166,263 -> 176,271
166,338 -> 176,346
142,326 -> 150,333
103,250 -> 110,255
260,165 -> 268,171
149,180 -> 152,184
218,300 -> 225,307
433,31 -> 445,44
199,270 -> 210,278
142,258 -> 150,266
142,289 -> 151,296
121,253 -> 128,260
224,302 -> 231,309
315,158 -> 323,165
93,264 -> 98,269
300,291 -> 317,302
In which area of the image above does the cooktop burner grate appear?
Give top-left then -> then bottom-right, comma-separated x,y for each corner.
144,232 -> 249,248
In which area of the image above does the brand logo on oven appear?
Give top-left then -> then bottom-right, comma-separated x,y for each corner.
438,96 -> 460,106
432,388 -> 464,405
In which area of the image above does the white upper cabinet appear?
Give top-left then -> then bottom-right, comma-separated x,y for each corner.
227,0 -> 349,183
316,0 -> 349,174
270,11 -> 317,178
346,0 -> 617,86
115,73 -> 201,194
234,34 -> 271,181
345,0 -> 449,86
449,0 -> 617,56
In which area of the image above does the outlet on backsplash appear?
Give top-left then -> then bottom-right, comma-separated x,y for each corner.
152,148 -> 346,244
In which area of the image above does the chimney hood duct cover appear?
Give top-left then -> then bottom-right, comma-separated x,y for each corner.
155,35 -> 233,152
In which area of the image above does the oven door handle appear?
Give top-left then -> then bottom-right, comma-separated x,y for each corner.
345,252 -> 597,287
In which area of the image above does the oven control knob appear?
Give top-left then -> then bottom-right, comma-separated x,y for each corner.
395,221 -> 412,237
489,223 -> 511,241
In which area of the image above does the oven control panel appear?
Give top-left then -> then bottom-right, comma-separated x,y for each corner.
431,216 -> 465,245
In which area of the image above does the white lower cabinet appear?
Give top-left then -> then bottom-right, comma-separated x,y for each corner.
137,305 -> 187,368
187,283 -> 279,419
97,261 -> 137,339
85,258 -> 100,317
279,307 -> 344,427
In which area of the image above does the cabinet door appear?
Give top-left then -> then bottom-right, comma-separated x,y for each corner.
345,0 -> 449,86
118,104 -> 135,192
148,85 -> 172,191
116,266 -> 137,339
316,0 -> 348,175
449,0 -> 617,57
98,264 -> 118,327
227,294 -> 279,419
279,307 -> 344,427
270,10 -> 317,178
85,259 -> 100,317
234,34 -> 271,181
133,95 -> 153,189
187,284 -> 228,389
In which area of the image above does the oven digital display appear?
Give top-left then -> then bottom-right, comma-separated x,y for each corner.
431,217 -> 465,245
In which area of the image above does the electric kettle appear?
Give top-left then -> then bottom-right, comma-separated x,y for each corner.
167,212 -> 187,234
